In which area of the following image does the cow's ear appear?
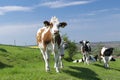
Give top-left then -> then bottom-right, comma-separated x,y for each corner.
58,22 -> 67,28
86,41 -> 90,43
44,21 -> 50,27
79,41 -> 83,44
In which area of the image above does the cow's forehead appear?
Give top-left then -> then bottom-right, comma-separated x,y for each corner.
50,16 -> 59,24
83,40 -> 87,44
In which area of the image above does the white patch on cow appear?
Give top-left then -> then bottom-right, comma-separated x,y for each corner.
86,42 -> 90,47
50,16 -> 59,24
50,16 -> 60,35
101,47 -> 107,55
73,59 -> 83,63
83,40 -> 86,45
37,27 -> 45,36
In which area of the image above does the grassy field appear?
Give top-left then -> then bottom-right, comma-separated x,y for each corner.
0,44 -> 120,80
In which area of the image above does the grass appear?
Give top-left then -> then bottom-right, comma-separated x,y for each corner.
0,44 -> 120,80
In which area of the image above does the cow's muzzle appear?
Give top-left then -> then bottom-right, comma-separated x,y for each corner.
54,30 -> 59,35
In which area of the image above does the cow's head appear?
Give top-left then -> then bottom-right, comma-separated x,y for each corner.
80,40 -> 90,47
43,16 -> 67,36
79,40 -> 91,52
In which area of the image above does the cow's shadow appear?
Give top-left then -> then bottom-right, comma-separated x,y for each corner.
0,61 -> 13,69
63,66 -> 101,80
94,63 -> 120,71
94,64 -> 104,68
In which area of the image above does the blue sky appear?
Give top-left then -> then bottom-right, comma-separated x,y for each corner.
0,0 -> 120,45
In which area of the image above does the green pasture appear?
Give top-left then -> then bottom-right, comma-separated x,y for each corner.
0,44 -> 120,80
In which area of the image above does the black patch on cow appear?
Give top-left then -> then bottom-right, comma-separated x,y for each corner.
55,34 -> 61,47
82,45 -> 91,52
110,57 -> 116,61
103,48 -> 114,56
94,55 -> 98,61
82,58 -> 84,62
76,60 -> 79,62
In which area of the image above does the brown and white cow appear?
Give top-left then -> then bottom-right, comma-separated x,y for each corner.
100,47 -> 114,68
36,16 -> 67,72
80,40 -> 91,64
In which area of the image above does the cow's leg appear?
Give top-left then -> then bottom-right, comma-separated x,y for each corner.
54,53 -> 59,72
103,56 -> 108,68
102,57 -> 106,67
105,56 -> 109,68
109,55 -> 113,61
59,46 -> 64,68
45,48 -> 50,71
82,54 -> 86,64
39,43 -> 50,72
86,56 -> 89,65
40,48 -> 50,72
83,53 -> 88,64
85,53 -> 89,65
52,44 -> 60,72
59,56 -> 63,68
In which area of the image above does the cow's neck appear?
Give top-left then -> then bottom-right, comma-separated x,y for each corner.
55,34 -> 61,47
43,27 -> 61,47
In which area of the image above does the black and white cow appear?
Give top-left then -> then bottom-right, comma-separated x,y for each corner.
100,47 -> 114,68
79,40 -> 91,64
73,55 -> 97,63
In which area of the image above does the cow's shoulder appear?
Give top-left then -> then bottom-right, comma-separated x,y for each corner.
36,27 -> 46,44
37,27 -> 46,34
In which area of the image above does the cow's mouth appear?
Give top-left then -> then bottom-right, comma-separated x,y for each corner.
54,32 -> 59,35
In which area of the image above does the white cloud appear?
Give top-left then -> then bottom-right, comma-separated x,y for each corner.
0,0 -> 96,15
0,6 -> 32,15
0,23 -> 39,35
40,0 -> 95,8
85,8 -> 120,16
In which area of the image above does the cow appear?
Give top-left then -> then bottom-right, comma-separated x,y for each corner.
36,16 -> 67,72
100,47 -> 114,68
79,40 -> 91,64
73,55 -> 96,63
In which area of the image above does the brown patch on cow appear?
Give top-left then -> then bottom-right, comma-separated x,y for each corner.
43,29 -> 53,46
36,28 -> 45,45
